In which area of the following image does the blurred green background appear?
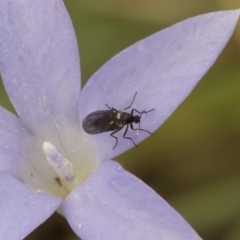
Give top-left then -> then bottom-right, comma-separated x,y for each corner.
1,0 -> 239,239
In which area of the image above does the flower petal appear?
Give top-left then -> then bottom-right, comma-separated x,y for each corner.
0,172 -> 61,239
63,160 -> 201,240
79,10 -> 240,160
0,107 -> 26,153
0,107 -> 28,176
0,0 -> 80,134
0,107 -> 50,190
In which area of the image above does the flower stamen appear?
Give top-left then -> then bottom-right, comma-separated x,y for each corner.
42,141 -> 75,183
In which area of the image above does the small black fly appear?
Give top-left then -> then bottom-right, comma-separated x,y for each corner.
82,92 -> 154,149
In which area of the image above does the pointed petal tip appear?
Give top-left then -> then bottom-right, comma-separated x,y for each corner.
79,9 -> 240,160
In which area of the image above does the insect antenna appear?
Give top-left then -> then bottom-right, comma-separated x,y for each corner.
123,91 -> 137,110
138,109 -> 155,134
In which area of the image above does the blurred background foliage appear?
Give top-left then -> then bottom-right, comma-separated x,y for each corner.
0,0 -> 239,239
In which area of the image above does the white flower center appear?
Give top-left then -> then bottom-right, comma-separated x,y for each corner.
21,124 -> 99,198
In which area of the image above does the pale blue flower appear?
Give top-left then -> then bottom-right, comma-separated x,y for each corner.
0,0 -> 239,239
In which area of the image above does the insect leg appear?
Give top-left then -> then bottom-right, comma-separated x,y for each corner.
123,92 -> 137,110
131,108 -> 154,134
110,127 -> 123,149
105,104 -> 111,109
131,124 -> 153,135
131,108 -> 155,115
123,124 -> 138,147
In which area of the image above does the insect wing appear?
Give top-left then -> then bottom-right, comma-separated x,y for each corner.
82,110 -> 118,134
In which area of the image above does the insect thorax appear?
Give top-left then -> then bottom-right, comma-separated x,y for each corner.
120,112 -> 134,124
